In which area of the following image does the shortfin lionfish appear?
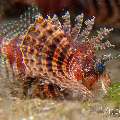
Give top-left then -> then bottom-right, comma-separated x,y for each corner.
0,6 -> 119,100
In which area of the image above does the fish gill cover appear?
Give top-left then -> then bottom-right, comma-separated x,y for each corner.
0,6 -> 119,101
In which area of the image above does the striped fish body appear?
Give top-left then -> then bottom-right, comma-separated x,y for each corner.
21,17 -> 96,82
1,11 -> 113,100
19,13 -> 111,99
20,18 -> 89,99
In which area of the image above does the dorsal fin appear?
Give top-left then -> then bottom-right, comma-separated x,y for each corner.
78,17 -> 95,42
71,14 -> 84,41
52,14 -> 62,29
62,11 -> 71,36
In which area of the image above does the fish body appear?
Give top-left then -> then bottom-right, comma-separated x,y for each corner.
1,10 -> 112,100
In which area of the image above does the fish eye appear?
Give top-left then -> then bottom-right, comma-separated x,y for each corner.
95,62 -> 105,75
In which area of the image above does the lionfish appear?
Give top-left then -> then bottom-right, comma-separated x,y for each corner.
0,6 -> 117,100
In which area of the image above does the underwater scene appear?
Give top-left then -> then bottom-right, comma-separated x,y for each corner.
0,0 -> 120,120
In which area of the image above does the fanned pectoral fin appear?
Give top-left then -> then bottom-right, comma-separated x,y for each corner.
49,75 -> 93,100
